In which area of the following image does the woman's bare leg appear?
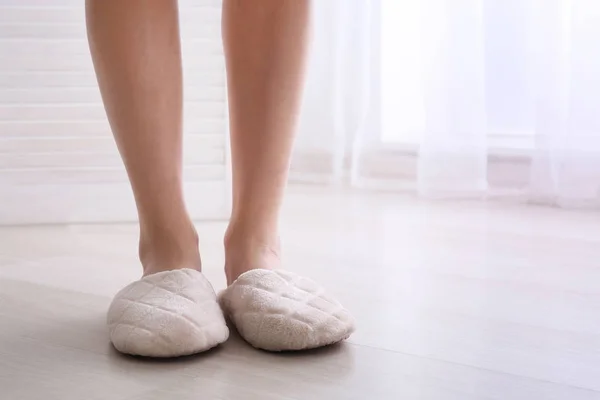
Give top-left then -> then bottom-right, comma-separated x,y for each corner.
222,0 -> 311,285
86,0 -> 199,276
219,1 -> 355,350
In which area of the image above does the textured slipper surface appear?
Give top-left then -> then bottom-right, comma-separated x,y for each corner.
219,269 -> 355,351
107,269 -> 229,357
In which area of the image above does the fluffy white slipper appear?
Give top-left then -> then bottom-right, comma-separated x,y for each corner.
219,269 -> 355,351
107,268 -> 229,357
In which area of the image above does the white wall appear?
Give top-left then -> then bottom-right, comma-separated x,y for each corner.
0,0 -> 229,224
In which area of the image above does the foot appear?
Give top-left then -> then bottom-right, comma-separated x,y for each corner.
107,221 -> 229,357
107,269 -> 229,357
220,228 -> 355,352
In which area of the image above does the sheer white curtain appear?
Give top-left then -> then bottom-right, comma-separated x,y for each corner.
292,0 -> 600,209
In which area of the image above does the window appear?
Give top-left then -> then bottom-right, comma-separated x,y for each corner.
380,0 -> 536,152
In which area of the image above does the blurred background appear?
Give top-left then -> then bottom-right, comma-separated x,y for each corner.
1,1 -> 599,399
4,0 -> 600,226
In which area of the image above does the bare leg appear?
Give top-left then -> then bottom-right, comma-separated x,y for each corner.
222,0 -> 311,285
86,0 -> 199,276
219,1 -> 355,348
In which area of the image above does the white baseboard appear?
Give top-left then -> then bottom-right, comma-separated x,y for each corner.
290,146 -> 532,190
0,180 -> 229,225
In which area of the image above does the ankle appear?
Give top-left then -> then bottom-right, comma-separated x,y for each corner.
139,220 -> 201,276
223,224 -> 282,285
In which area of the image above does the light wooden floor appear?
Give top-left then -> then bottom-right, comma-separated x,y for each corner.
1,186 -> 599,400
